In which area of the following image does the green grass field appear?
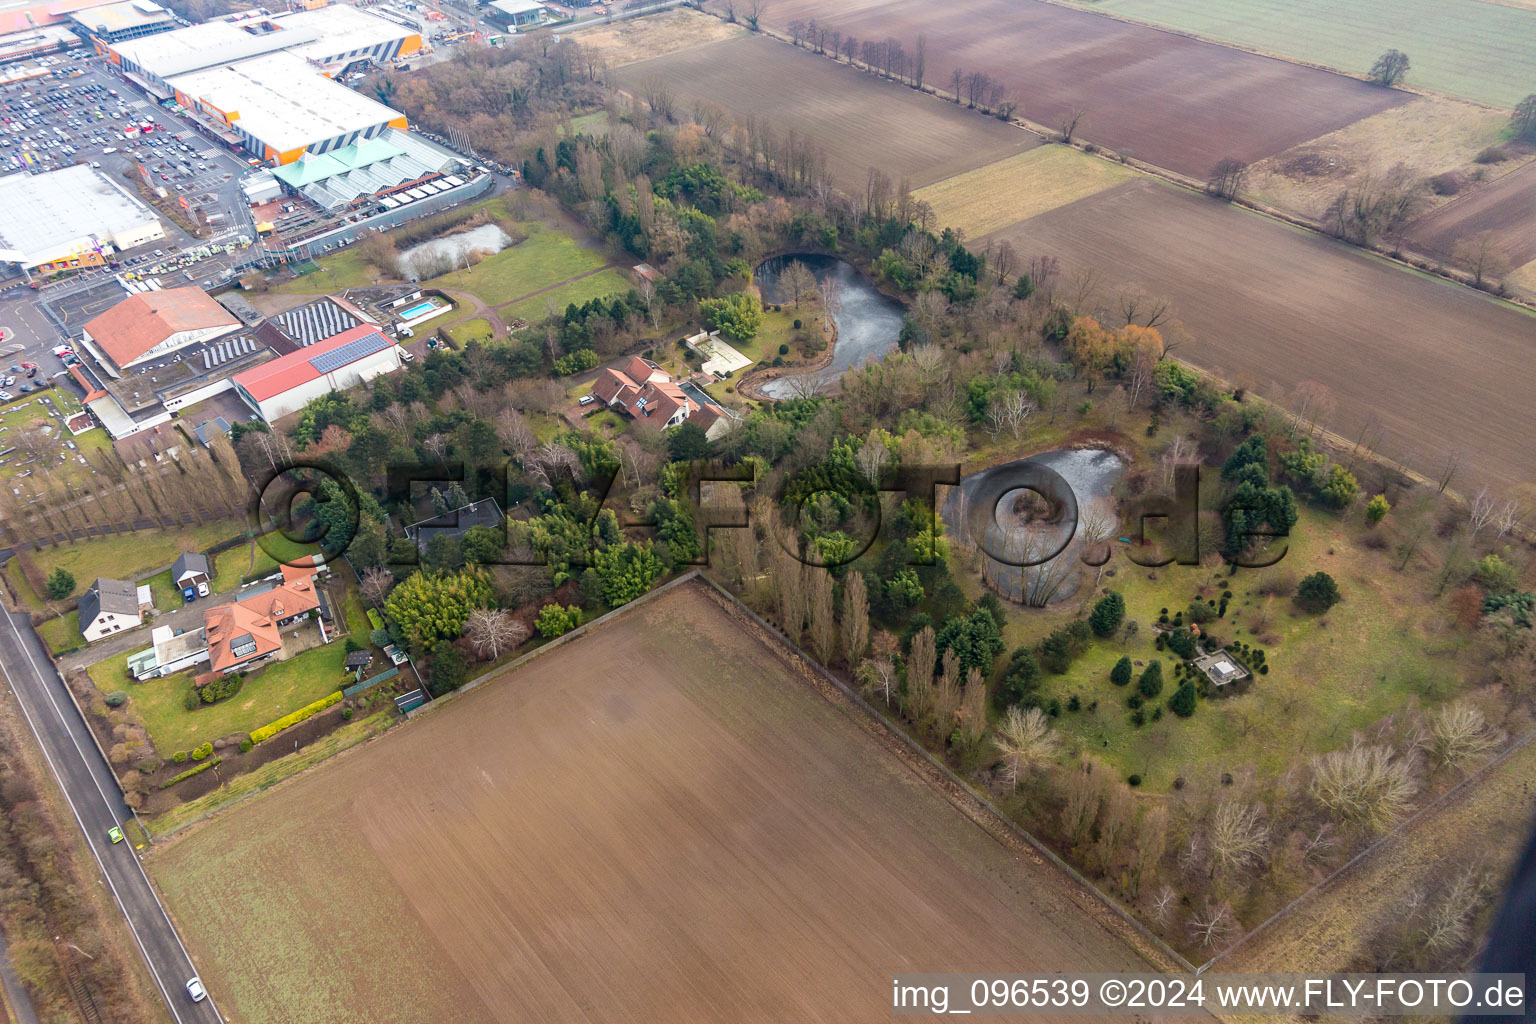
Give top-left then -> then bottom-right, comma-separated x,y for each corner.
429,226 -> 615,308
37,611 -> 81,654
0,388 -> 112,483
955,505 -> 1464,790
498,267 -> 633,323
272,250 -> 378,295
444,318 -> 495,346
91,640 -> 352,756
29,522 -> 244,591
1086,0 -> 1536,107
212,540 -> 279,593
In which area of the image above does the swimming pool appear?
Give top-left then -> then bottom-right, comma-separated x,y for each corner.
400,301 -> 438,319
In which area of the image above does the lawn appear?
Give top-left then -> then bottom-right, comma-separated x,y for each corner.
496,267 -> 632,323
36,611 -> 81,654
1083,0 -> 1536,107
444,318 -> 495,346
272,250 -> 379,295
915,146 -> 1138,239
427,226 -> 614,307
952,505 -> 1464,791
211,540 -> 278,593
90,639 -> 351,756
29,522 -> 244,592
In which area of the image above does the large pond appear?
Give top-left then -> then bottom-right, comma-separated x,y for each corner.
941,447 -> 1127,606
398,224 -> 513,282
755,254 -> 904,399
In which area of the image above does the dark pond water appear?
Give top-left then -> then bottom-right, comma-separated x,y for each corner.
755,253 -> 904,399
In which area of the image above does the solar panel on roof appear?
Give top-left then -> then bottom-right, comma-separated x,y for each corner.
308,331 -> 388,375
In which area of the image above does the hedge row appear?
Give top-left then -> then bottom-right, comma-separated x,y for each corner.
161,757 -> 221,789
250,690 -> 343,744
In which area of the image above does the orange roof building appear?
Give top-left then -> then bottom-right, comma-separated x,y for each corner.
80,287 -> 241,375
203,564 -> 322,673
592,357 -> 700,428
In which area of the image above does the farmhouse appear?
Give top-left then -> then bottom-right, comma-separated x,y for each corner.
232,324 -> 404,422
78,577 -> 141,643
203,564 -> 323,673
80,287 -> 243,377
593,356 -> 700,429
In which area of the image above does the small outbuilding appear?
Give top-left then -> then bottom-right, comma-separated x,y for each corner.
171,552 -> 211,591
1194,651 -> 1250,688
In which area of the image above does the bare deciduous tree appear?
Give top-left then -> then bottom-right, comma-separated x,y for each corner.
777,259 -> 819,309
807,566 -> 837,665
1309,740 -> 1420,833
1207,799 -> 1268,878
994,706 -> 1059,788
360,565 -> 395,607
905,626 -> 937,727
857,657 -> 897,706
842,570 -> 870,667
1060,760 -> 1105,846
1429,702 -> 1502,771
466,608 -> 528,660
1188,899 -> 1238,950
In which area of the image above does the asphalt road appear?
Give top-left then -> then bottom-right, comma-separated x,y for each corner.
0,608 -> 222,1024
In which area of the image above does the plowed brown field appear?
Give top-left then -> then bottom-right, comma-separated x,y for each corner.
150,583 -> 1170,1024
611,33 -> 1037,190
1405,158 -> 1536,268
726,0 -> 1407,177
982,179 -> 1536,490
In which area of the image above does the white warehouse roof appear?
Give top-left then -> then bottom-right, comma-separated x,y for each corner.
111,19 -> 309,79
109,6 -> 415,79
0,165 -> 160,268
169,51 -> 402,156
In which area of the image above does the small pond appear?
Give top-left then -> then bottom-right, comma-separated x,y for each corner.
398,224 -> 513,282
755,254 -> 904,399
941,447 -> 1128,606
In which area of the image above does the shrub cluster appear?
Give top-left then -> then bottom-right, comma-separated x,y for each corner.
249,691 -> 343,744
160,757 -> 221,789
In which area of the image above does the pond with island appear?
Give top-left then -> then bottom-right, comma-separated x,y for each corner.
754,254 -> 904,399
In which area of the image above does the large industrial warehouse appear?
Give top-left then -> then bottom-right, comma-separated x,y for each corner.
168,51 -> 407,165
0,164 -> 164,274
102,6 -> 421,93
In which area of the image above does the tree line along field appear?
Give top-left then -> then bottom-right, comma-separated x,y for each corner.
1220,733 -> 1536,974
723,0 -> 1407,178
611,33 -> 1038,191
149,583 -> 1170,1024
1076,0 -> 1536,108
979,177 -> 1536,491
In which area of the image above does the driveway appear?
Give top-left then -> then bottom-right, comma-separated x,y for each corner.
57,590 -> 241,676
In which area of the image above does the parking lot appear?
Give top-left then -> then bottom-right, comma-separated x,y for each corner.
0,52 -> 257,295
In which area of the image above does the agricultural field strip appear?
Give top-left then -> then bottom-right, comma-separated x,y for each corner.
1074,0 -> 1536,108
149,583 -> 1174,1024
611,34 -> 1038,191
731,0 -> 1408,179
1403,158 -> 1536,266
980,179 -> 1536,490
914,147 -> 1139,239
